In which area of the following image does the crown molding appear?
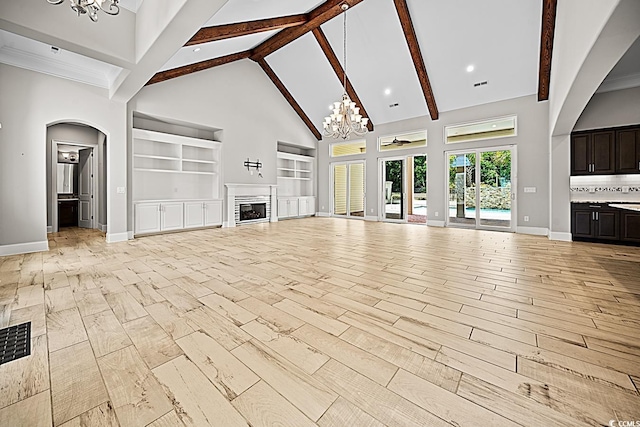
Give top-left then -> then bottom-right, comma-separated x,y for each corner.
0,45 -> 121,89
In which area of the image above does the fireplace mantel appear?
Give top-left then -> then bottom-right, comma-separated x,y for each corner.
225,184 -> 278,227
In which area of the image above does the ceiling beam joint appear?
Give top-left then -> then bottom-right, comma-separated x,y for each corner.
185,14 -> 309,46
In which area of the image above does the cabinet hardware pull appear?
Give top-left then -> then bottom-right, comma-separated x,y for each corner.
592,212 -> 594,221
589,205 -> 601,208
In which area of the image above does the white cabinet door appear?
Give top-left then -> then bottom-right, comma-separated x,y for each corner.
288,198 -> 299,217
204,200 -> 222,226
135,203 -> 161,234
306,197 -> 315,215
161,202 -> 184,231
298,198 -> 308,216
184,202 -> 204,228
278,198 -> 289,218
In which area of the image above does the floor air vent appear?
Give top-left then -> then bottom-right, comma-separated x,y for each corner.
0,322 -> 31,365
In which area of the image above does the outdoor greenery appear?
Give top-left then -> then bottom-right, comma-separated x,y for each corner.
449,151 -> 511,189
385,156 -> 427,193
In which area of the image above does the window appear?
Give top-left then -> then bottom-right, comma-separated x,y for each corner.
378,131 -> 427,152
330,140 -> 366,157
445,116 -> 517,144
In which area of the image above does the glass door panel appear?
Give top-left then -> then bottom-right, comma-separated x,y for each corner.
409,155 -> 427,224
384,159 -> 404,220
448,153 -> 476,226
479,150 -> 512,228
333,164 -> 347,216
349,163 -> 365,217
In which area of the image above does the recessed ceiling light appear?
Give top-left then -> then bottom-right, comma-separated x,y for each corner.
492,124 -> 497,128
384,88 -> 391,96
466,65 -> 474,73
193,47 -> 201,52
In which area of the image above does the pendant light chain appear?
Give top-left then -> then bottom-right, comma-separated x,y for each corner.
321,4 -> 369,140
343,10 -> 347,91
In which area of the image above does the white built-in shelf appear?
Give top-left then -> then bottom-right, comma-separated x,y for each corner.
133,128 -> 222,203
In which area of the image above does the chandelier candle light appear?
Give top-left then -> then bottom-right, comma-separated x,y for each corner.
323,4 -> 369,140
47,0 -> 120,22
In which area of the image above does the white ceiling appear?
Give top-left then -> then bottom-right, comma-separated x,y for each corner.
0,0 -> 569,135
0,29 -> 123,89
597,35 -> 640,93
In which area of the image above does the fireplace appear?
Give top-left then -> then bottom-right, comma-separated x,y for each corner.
239,203 -> 266,222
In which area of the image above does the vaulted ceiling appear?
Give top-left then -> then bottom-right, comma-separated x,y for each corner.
3,0 -> 636,141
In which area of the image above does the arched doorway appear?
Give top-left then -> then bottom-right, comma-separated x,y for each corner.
46,122 -> 108,236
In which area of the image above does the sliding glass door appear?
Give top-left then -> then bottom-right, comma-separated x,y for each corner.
332,161 -> 365,217
447,146 -> 515,231
380,155 -> 428,223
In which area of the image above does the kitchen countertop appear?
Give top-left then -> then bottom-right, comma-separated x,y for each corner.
609,204 -> 640,212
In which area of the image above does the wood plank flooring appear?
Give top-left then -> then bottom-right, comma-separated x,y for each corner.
1,218 -> 640,426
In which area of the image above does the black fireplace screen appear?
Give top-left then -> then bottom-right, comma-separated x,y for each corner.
239,203 -> 267,221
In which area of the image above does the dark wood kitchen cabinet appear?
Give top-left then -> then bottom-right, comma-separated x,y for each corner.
571,204 -> 619,241
616,128 -> 640,174
620,211 -> 640,243
571,131 -> 615,175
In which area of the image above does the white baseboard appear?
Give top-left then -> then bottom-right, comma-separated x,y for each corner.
516,226 -> 549,236
128,231 -> 134,240
364,215 -> 378,222
548,231 -> 572,242
427,220 -> 445,227
98,223 -> 107,233
316,212 -> 331,217
0,240 -> 49,256
106,232 -> 129,243
47,226 -> 53,234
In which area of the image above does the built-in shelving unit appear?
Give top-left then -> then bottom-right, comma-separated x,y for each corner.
277,149 -> 316,219
132,128 -> 223,235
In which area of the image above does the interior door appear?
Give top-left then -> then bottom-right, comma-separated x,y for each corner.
78,148 -> 93,228
382,159 -> 405,221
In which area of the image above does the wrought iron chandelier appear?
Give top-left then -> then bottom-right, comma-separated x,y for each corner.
47,0 -> 120,22
323,4 -> 369,140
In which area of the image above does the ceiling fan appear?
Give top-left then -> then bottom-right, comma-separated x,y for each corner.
382,137 -> 412,146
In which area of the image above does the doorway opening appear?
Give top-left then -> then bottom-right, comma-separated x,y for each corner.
331,161 -> 365,218
380,155 -> 427,224
47,123 -> 107,235
446,146 -> 516,231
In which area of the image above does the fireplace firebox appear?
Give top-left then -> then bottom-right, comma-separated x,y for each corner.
239,203 -> 267,222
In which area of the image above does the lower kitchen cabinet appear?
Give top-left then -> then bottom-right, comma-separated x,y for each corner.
135,200 -> 222,235
621,211 -> 640,243
571,203 -> 622,242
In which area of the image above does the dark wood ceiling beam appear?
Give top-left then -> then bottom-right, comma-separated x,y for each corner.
146,50 -> 251,85
312,27 -> 374,132
257,58 -> 322,140
185,14 -> 308,46
393,0 -> 439,120
538,0 -> 557,101
250,0 -> 366,61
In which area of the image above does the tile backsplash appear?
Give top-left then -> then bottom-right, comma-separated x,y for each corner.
570,175 -> 640,202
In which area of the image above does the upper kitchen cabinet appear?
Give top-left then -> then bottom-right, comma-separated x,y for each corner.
571,130 -> 615,176
616,128 -> 640,174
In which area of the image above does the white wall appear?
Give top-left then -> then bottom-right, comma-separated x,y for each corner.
127,59 -> 318,227
574,86 -> 640,131
0,63 -> 128,254
317,94 -> 550,231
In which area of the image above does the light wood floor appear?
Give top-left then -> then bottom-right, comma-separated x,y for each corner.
1,218 -> 640,427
